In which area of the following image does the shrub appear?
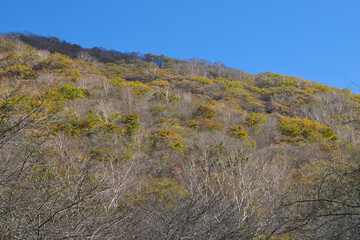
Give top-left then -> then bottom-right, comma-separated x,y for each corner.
155,118 -> 180,128
245,112 -> 267,132
0,65 -> 38,79
319,142 -> 339,152
150,105 -> 170,117
112,79 -> 151,96
192,76 -> 213,84
149,79 -> 169,89
194,105 -> 214,119
42,85 -> 89,112
98,123 -> 125,133
152,90 -> 179,102
90,147 -> 118,162
199,119 -> 225,131
278,117 -> 338,142
121,114 -> 140,136
41,53 -> 75,70
151,130 -> 184,151
229,124 -> 248,139
44,84 -> 87,101
186,119 -> 199,129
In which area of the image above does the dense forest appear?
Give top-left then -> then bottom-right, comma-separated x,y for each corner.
0,32 -> 359,239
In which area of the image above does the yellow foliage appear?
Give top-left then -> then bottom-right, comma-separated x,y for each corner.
279,117 -> 338,142
151,130 -> 185,151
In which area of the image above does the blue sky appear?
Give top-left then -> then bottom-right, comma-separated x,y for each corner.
2,0 -> 360,91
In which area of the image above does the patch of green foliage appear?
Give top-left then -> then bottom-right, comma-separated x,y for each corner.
121,114 -> 140,136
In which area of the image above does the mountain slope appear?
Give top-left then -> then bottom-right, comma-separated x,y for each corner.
0,33 -> 359,239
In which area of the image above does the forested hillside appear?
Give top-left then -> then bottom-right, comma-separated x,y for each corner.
1,33 -> 359,239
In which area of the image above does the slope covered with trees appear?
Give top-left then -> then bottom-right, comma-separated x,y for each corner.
0,32 -> 359,239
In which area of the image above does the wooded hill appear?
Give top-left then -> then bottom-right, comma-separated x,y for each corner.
0,32 -> 359,239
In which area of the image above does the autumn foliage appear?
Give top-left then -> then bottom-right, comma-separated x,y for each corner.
0,33 -> 359,239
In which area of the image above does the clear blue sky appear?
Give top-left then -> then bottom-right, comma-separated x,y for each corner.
2,0 -> 360,91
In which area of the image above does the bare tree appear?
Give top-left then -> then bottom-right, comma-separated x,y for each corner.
77,51 -> 96,63
37,49 -> 51,60
144,63 -> 159,80
35,73 -> 55,84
